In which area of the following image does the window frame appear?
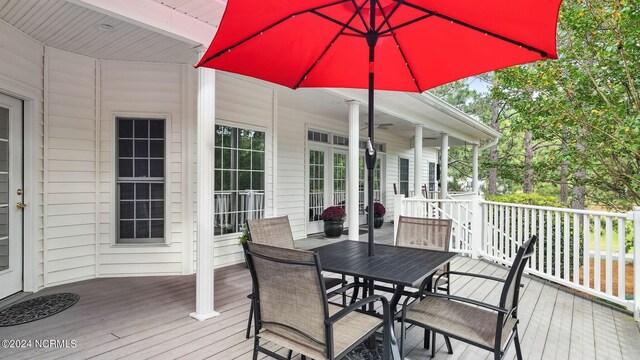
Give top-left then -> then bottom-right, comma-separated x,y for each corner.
399,157 -> 410,197
112,114 -> 171,247
214,122 -> 267,236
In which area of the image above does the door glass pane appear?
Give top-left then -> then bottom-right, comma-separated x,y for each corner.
399,158 -> 409,197
0,108 -> 7,271
359,156 -> 365,214
309,150 -> 324,221
373,158 -> 382,202
333,153 -> 346,206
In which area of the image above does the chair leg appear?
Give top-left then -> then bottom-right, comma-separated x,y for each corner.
431,331 -> 436,358
286,349 -> 293,359
423,329 -> 430,349
400,319 -> 406,358
252,336 -> 259,360
514,328 -> 523,360
444,335 -> 453,354
246,299 -> 254,339
341,275 -> 347,306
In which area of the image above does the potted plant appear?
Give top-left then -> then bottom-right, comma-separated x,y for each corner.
321,206 -> 346,238
365,202 -> 386,229
238,225 -> 251,267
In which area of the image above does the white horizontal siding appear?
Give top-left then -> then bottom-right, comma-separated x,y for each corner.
99,60 -> 186,277
205,73 -> 275,269
0,19 -> 45,290
45,48 -> 97,285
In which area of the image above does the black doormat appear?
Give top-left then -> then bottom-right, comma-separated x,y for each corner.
0,293 -> 79,327
342,229 -> 368,235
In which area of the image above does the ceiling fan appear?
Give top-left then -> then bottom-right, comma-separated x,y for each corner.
361,122 -> 394,130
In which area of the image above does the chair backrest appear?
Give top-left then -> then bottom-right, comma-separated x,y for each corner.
499,235 -> 538,313
244,242 -> 329,346
395,216 -> 452,251
247,215 -> 295,249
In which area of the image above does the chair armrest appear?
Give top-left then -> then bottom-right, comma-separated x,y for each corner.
325,295 -> 387,325
435,271 -> 524,290
326,295 -> 401,360
421,292 -> 509,314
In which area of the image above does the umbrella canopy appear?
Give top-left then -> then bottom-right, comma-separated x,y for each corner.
196,0 -> 562,255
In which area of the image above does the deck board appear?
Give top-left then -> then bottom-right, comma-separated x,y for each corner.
0,225 -> 638,360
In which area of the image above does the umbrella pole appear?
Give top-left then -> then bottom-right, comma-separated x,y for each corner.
366,0 -> 378,257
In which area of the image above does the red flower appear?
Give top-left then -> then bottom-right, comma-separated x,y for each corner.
321,206 -> 346,221
365,202 -> 386,216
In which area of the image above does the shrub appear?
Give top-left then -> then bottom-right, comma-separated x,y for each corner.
321,206 -> 346,222
487,193 -> 583,279
487,193 -> 561,207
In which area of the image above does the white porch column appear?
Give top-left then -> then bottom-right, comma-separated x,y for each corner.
414,125 -> 423,198
190,52 -> 220,321
440,133 -> 449,199
347,100 -> 360,241
472,144 -> 479,194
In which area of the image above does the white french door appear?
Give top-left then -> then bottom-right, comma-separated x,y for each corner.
0,93 -> 23,299
308,147 -> 328,234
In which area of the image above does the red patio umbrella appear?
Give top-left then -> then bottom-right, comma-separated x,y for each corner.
196,0 -> 562,256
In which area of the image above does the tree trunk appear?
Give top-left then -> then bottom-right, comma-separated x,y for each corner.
560,161 -> 569,204
487,98 -> 500,196
571,128 -> 587,210
523,131 -> 534,193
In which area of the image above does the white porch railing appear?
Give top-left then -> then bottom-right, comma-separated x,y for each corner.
394,195 -> 476,255
394,194 -> 640,321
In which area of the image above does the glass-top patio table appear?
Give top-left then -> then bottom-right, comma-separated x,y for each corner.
312,240 -> 457,313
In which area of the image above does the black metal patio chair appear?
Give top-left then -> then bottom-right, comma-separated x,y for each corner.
244,216 -> 346,339
244,242 -> 400,360
399,235 -> 538,359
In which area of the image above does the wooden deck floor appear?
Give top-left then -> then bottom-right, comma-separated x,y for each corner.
1,226 -> 639,360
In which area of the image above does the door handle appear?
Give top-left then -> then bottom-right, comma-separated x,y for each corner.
16,202 -> 26,209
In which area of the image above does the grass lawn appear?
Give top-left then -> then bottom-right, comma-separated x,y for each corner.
587,229 -> 633,254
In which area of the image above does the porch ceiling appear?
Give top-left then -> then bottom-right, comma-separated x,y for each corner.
151,0 -> 226,26
277,87 -> 449,145
0,0 -> 198,63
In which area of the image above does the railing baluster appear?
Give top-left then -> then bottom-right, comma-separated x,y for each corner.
547,210 -> 553,275
594,215 -> 601,292
618,217 -> 626,300
555,211 -> 561,277
564,212 -> 570,281
573,213 -> 580,285
505,205 -> 510,258
500,205 -> 505,259
583,214 -> 590,290
510,206 -> 516,257
525,207 -> 531,270
539,209 -> 545,272
493,204 -> 498,258
605,217 -> 613,296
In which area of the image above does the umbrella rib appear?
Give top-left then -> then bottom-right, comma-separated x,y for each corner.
310,10 -> 366,36
351,0 -> 369,31
379,14 -> 434,35
376,2 -> 423,92
295,4 -> 367,89
199,0 -> 352,65
400,0 -> 549,58
375,1 -> 403,33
